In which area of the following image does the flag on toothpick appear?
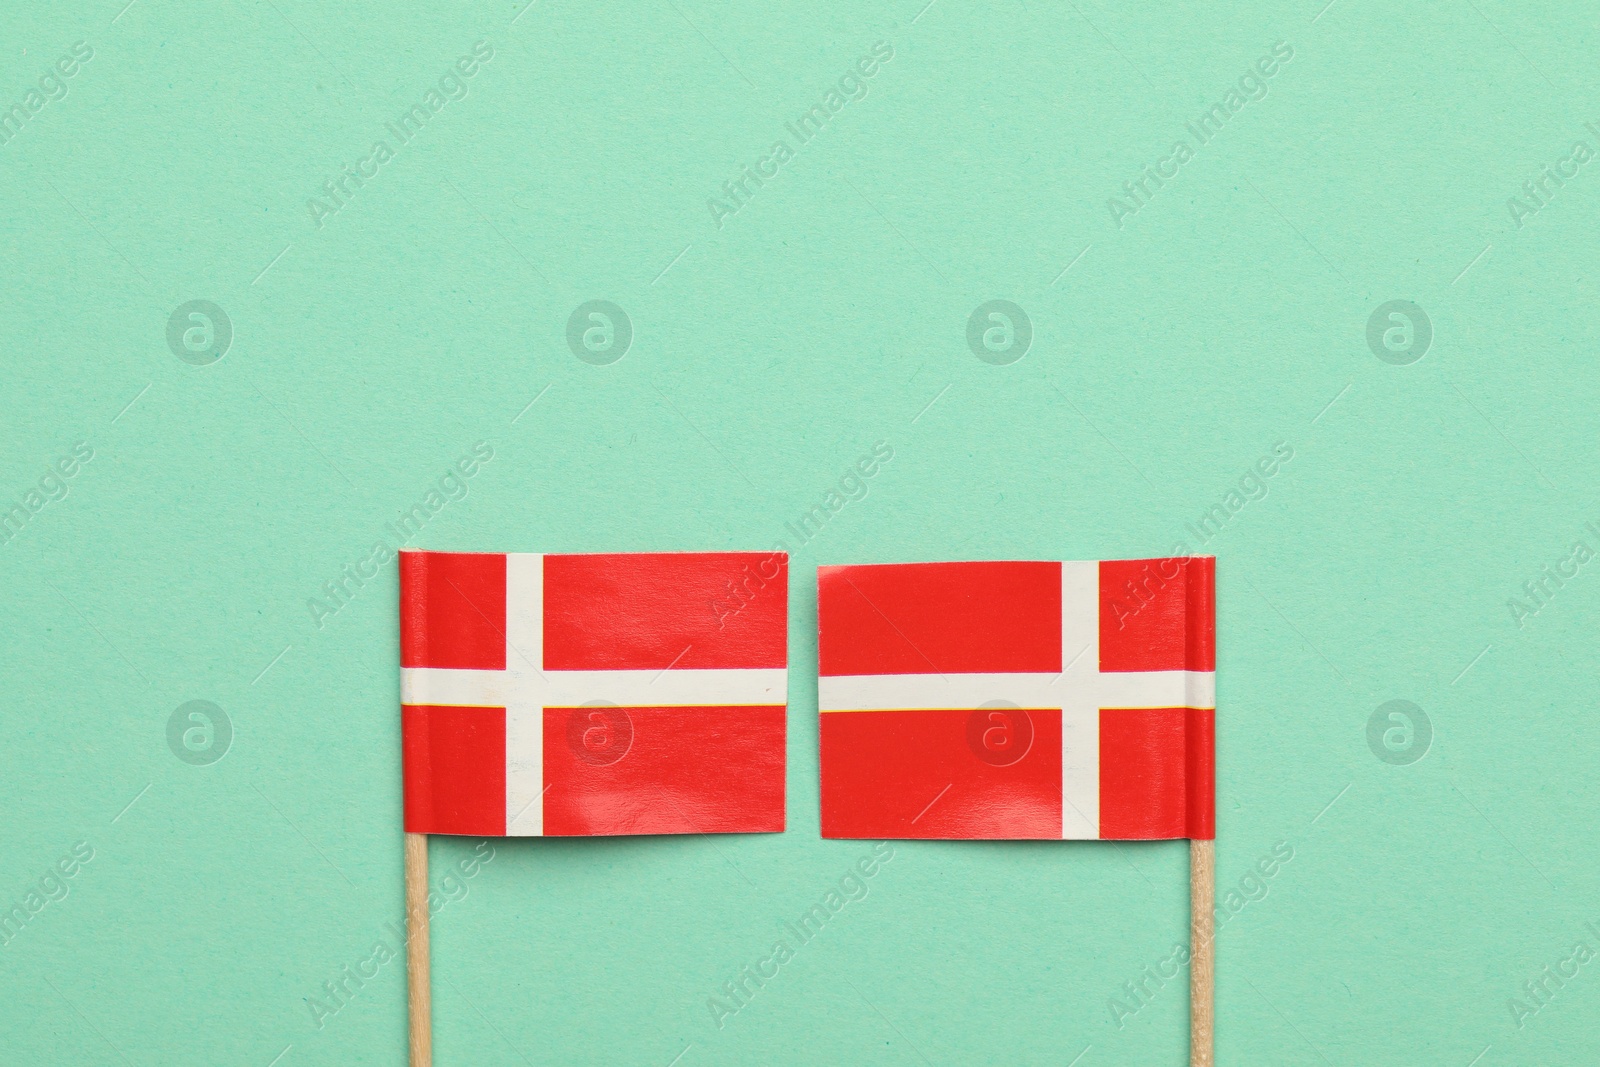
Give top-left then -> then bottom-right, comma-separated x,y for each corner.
816,558 -> 1214,840
399,550 -> 788,836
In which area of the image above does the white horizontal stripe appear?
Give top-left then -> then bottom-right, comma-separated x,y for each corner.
403,667 -> 788,709
1101,670 -> 1214,709
818,670 -> 1214,712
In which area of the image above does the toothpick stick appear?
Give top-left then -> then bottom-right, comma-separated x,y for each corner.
405,832 -> 432,1067
1190,838 -> 1214,1067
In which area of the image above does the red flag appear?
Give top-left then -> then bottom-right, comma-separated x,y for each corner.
400,551 -> 787,836
817,558 -> 1213,840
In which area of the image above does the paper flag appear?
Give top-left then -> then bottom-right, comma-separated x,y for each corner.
817,558 -> 1214,840
400,550 -> 787,836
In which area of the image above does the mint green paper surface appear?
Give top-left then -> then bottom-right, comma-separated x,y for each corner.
4,2 -> 1599,1063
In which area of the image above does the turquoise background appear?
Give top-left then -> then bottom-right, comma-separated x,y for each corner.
4,0 -> 1599,1063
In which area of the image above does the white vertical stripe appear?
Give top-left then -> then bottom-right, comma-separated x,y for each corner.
505,708 -> 544,836
1059,561 -> 1099,840
504,552 -> 545,675
504,553 -> 545,836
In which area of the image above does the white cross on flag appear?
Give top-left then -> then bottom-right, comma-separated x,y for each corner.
400,550 -> 787,836
817,558 -> 1214,840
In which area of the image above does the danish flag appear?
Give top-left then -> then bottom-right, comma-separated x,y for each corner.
817,558 -> 1214,840
400,551 -> 787,837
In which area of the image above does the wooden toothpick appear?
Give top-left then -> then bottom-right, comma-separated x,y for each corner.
1190,838 -> 1214,1067
405,832 -> 432,1067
